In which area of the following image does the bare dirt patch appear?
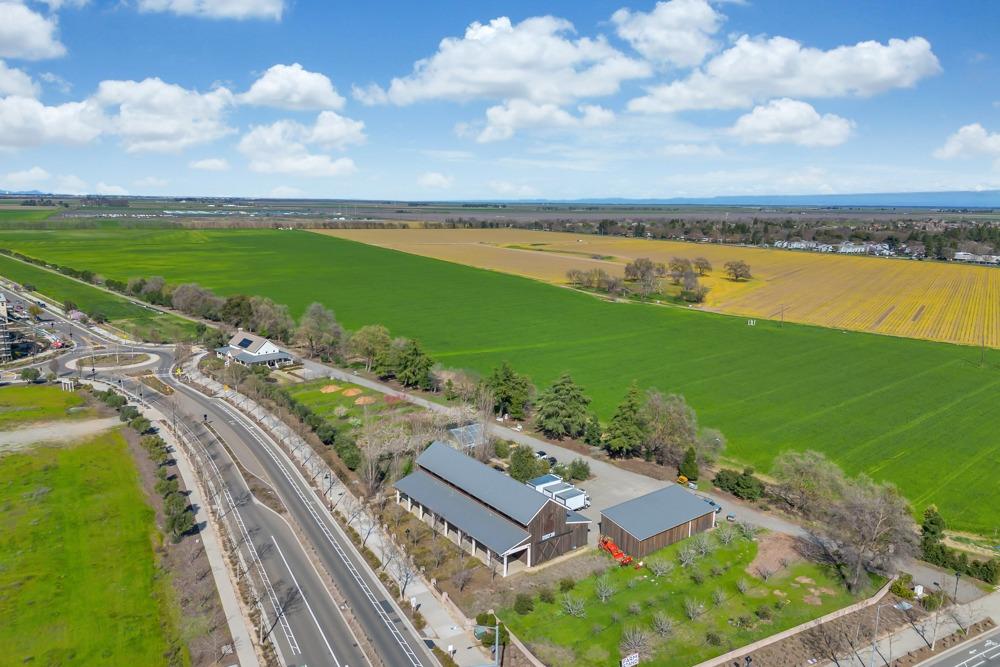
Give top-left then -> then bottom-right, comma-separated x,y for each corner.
354,396 -> 376,406
320,384 -> 341,394
342,388 -> 362,397
747,532 -> 803,576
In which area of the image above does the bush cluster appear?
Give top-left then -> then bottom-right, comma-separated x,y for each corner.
713,467 -> 765,501
141,433 -> 194,542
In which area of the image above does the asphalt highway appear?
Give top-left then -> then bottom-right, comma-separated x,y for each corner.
4,287 -> 433,667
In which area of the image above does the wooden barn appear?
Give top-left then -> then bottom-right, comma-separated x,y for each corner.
394,442 -> 590,576
600,486 -> 716,559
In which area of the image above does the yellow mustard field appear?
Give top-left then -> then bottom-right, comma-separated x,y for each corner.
316,228 -> 1000,349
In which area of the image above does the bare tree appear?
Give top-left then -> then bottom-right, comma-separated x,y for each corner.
651,612 -> 673,637
295,302 -> 343,358
595,575 -> 616,603
561,595 -> 585,618
647,558 -> 674,578
451,567 -> 473,592
390,546 -> 418,599
678,545 -> 699,568
640,390 -> 698,466
712,589 -> 726,607
683,598 -> 705,620
693,257 -> 712,275
715,524 -> 737,545
347,324 -> 390,372
724,260 -> 752,281
620,626 -> 650,656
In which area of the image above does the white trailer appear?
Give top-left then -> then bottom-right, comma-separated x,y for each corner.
554,487 -> 589,511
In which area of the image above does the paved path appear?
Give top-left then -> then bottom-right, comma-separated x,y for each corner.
0,416 -> 120,449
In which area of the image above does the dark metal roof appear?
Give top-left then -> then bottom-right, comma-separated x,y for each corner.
416,442 -> 549,525
600,485 -> 714,541
394,471 -> 530,555
565,509 -> 592,524
233,350 -> 292,364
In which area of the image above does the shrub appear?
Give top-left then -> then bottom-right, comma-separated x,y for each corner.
119,405 -> 140,422
891,573 -> 915,600
651,612 -> 673,637
129,416 -> 152,434
735,615 -> 753,629
691,571 -> 705,585
560,594 -> 585,618
559,577 -> 576,592
755,605 -> 773,621
705,631 -> 723,646
627,602 -> 641,616
713,467 -> 765,501
736,578 -> 749,594
539,587 -> 555,604
567,458 -> 590,480
710,566 -> 724,578
514,593 -> 534,615
620,626 -> 650,655
712,589 -> 725,607
20,368 -> 40,382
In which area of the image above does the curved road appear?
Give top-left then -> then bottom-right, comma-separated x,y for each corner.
6,287 -> 435,667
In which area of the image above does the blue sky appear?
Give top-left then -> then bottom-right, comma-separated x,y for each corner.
1,0 -> 999,199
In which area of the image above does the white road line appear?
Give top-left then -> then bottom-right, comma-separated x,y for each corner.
272,535 -> 342,667
215,401 -> 423,666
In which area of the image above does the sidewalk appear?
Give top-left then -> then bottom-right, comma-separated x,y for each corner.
825,590 -> 1000,666
186,356 -> 492,667
90,378 -> 260,667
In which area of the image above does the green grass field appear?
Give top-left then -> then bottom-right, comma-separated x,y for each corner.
0,384 -> 92,428
0,209 -> 57,226
0,252 -> 198,341
503,535 -> 865,667
0,228 -> 997,531
0,428 -> 183,665
288,378 -> 419,437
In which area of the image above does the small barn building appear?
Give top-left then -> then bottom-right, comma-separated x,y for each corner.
600,486 -> 715,558
216,330 -> 293,368
394,442 -> 590,575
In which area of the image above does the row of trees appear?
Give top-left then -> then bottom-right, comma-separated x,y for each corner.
921,506 -> 999,584
565,255 -> 717,303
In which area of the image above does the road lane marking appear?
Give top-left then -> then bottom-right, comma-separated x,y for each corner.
272,535 -> 342,667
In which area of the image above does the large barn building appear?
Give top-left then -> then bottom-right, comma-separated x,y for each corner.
394,442 -> 590,575
600,486 -> 716,558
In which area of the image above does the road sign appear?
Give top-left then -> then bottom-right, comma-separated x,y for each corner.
621,653 -> 640,667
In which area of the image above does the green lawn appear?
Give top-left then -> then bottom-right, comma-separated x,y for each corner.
0,252 -> 198,341
503,535 -> 866,667
0,428 -> 184,665
0,384 -> 92,429
288,378 -> 419,438
0,228 -> 997,531
0,209 -> 57,226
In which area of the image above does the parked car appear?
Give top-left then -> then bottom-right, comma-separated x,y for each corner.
726,513 -> 736,522
687,481 -> 698,490
535,450 -> 548,459
545,456 -> 557,466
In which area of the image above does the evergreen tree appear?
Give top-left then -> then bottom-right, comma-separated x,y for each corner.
679,446 -> 700,480
583,413 -> 603,447
603,383 -> 644,457
533,373 -> 591,439
395,339 -> 434,389
484,361 -> 533,420
509,446 -> 543,482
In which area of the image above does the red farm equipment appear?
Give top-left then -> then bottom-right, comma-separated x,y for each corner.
599,536 -> 635,567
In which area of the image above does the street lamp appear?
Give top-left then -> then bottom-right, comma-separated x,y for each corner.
472,620 -> 502,667
931,581 -> 943,650
869,602 -> 895,667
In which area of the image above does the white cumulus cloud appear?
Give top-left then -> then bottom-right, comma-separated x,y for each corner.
189,157 -> 230,171
96,181 -> 128,195
2,165 -> 49,188
477,100 -> 614,142
0,60 -> 38,97
92,77 -> 235,152
933,124 -> 1000,162
360,16 -> 650,106
0,95 -> 103,149
630,35 -> 940,113
489,180 -> 537,197
729,99 -> 853,147
238,116 -> 358,177
137,0 -> 284,21
241,63 -> 345,110
309,110 -> 365,149
0,1 -> 66,60
417,171 -> 453,189
611,0 -> 722,67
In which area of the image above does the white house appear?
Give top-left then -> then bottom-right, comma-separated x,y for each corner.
216,330 -> 294,368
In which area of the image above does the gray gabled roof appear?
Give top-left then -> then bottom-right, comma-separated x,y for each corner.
527,474 -> 562,488
227,330 -> 270,354
234,350 -> 292,364
394,471 -> 530,555
416,442 -> 549,525
565,509 -> 592,524
600,485 -> 714,542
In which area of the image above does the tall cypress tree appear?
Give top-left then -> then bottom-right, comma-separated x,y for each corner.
604,383 -> 644,457
534,373 -> 591,439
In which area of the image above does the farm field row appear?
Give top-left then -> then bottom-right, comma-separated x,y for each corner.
0,417 -> 181,665
0,228 -> 996,531
318,228 -> 1000,349
0,252 -> 199,341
